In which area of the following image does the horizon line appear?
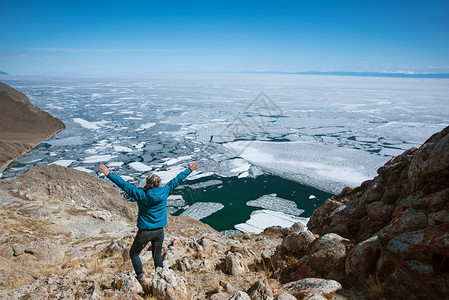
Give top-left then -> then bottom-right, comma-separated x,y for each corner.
1,70 -> 449,79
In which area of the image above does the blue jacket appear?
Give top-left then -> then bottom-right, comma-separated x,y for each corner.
107,168 -> 191,229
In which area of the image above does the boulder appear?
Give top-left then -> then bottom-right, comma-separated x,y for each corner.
307,233 -> 349,279
0,233 -> 63,263
378,208 -> 428,243
345,235 -> 380,285
282,278 -> 342,299
289,221 -> 305,233
408,126 -> 449,194
274,294 -> 297,300
229,291 -> 251,300
111,271 -> 143,294
365,201 -> 394,223
74,280 -> 104,300
223,252 -> 248,276
150,266 -> 191,300
246,279 -> 273,300
279,230 -> 316,255
0,274 -> 73,299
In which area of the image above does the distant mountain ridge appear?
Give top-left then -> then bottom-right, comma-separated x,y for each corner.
0,71 -> 8,75
249,71 -> 449,78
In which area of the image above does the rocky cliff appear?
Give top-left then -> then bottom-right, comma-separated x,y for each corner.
0,126 -> 447,299
0,82 -> 65,173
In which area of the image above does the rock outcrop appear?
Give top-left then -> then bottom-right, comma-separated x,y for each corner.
293,126 -> 449,299
0,82 -> 65,173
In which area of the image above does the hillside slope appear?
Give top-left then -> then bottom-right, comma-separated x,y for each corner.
0,82 -> 65,173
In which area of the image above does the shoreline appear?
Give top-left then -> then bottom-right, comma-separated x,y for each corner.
0,128 -> 65,176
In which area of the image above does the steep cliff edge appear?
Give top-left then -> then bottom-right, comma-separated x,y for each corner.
0,82 -> 65,173
293,126 -> 448,299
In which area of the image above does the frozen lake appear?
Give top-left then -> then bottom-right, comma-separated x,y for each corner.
2,74 -> 448,233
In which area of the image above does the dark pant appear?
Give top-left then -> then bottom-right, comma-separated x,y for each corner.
129,227 -> 164,279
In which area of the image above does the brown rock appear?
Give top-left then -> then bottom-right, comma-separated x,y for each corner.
8,164 -> 137,222
246,279 -> 273,300
223,252 -> 248,276
307,233 -> 349,281
279,230 -> 316,255
150,266 -> 192,300
345,235 -> 380,285
282,278 -> 342,299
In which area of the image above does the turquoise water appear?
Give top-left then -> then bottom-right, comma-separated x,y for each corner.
172,175 -> 333,232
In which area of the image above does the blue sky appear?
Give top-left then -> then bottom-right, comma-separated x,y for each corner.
1,0 -> 448,75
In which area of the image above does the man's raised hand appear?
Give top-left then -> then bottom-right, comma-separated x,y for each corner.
189,161 -> 199,171
99,164 -> 110,176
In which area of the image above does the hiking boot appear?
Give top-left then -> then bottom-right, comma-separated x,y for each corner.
138,277 -> 151,293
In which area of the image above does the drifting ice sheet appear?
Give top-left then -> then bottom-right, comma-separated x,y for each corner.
136,122 -> 156,131
113,145 -> 134,153
180,202 -> 224,220
83,155 -> 117,164
73,118 -> 107,130
186,171 -> 215,181
247,194 -> 304,216
129,162 -> 153,172
225,140 -> 388,194
164,155 -> 192,165
183,180 -> 223,190
51,160 -> 75,167
167,195 -> 185,207
235,209 -> 308,234
74,166 -> 94,173
156,166 -> 186,184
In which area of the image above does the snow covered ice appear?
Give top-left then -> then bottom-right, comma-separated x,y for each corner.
2,74 -> 448,232
235,209 -> 309,234
225,140 -> 388,193
247,194 -> 305,216
180,202 -> 224,220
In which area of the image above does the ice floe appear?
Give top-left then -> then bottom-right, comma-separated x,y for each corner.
134,142 -> 146,150
180,202 -> 224,220
129,162 -> 153,172
135,122 -> 156,131
235,209 -> 309,234
186,171 -> 215,181
121,175 -> 134,181
216,158 -> 252,177
183,180 -> 223,190
83,155 -> 117,164
247,194 -> 304,216
51,160 -> 75,167
167,195 -> 185,207
74,166 -> 94,173
47,136 -> 83,146
156,166 -> 187,184
164,155 -> 192,165
113,145 -> 134,153
225,140 -> 388,193
124,117 -> 143,120
73,118 -> 108,130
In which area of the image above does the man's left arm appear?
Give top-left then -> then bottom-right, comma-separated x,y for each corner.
166,161 -> 199,193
